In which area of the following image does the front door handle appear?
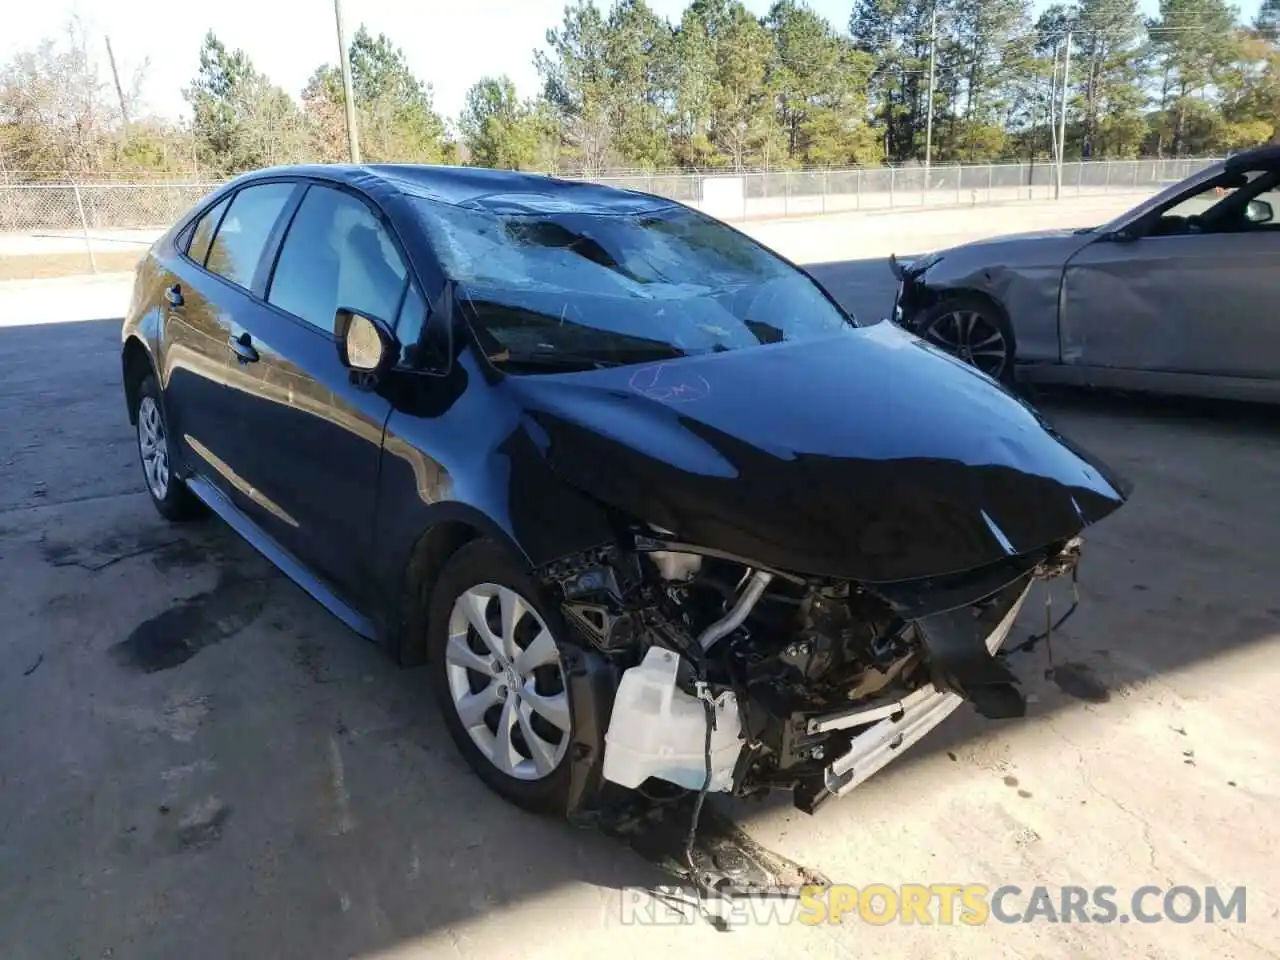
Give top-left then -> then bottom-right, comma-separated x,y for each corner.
165,284 -> 184,307
229,332 -> 259,364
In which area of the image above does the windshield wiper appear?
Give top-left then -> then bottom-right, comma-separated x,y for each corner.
488,342 -> 693,370
487,350 -> 623,371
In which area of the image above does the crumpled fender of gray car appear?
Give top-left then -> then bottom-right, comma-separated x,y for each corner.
900,258 -> 1065,367
894,228 -> 1108,367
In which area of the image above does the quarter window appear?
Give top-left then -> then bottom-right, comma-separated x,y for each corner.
268,185 -> 409,334
205,182 -> 296,289
186,195 -> 229,266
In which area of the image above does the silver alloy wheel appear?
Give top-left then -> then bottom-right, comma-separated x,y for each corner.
922,309 -> 1009,379
137,395 -> 170,501
445,583 -> 571,781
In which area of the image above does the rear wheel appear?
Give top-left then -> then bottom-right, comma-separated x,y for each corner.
427,539 -> 575,815
134,375 -> 205,522
913,295 -> 1015,384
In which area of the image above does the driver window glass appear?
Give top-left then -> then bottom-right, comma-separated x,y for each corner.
1161,170 -> 1266,224
268,185 -> 409,334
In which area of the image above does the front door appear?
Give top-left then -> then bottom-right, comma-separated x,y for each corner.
1061,164 -> 1280,381
215,182 -> 416,607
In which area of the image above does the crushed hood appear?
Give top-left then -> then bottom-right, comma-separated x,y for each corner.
906,229 -> 1097,278
503,322 -> 1130,583
963,227 -> 1090,245
929,227 -> 1099,261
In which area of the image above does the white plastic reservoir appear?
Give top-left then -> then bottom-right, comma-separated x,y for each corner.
603,646 -> 744,792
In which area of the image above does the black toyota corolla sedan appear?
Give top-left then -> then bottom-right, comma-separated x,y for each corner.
122,164 -> 1130,821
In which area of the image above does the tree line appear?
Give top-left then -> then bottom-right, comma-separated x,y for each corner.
2,0 -> 1278,183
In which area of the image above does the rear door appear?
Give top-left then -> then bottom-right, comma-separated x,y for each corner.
160,181 -> 300,502
1061,165 -> 1280,380
216,181 -> 417,605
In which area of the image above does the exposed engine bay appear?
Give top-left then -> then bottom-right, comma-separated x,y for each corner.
539,528 -> 1083,817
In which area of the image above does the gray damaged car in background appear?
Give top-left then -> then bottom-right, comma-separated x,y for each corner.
890,143 -> 1280,404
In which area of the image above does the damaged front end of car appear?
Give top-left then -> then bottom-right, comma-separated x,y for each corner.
538,527 -> 1084,819
888,251 -> 945,328
498,321 -> 1130,836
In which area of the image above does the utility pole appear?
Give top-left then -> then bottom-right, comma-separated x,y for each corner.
1048,44 -> 1059,165
1055,29 -> 1072,201
1028,98 -> 1036,200
104,35 -> 130,137
334,0 -> 361,163
924,2 -> 939,187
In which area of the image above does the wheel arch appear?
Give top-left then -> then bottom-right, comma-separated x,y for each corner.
389,507 -> 525,668
911,285 -> 1019,366
121,335 -> 155,425
919,285 -> 1014,336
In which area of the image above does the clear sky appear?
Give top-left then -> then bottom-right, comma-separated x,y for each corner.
2,0 -> 1265,124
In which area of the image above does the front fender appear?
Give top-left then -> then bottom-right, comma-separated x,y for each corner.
901,259 -> 1064,365
375,427 -> 618,582
369,353 -> 620,645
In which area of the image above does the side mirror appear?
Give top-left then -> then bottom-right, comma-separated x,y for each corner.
335,308 -> 396,381
1102,228 -> 1137,243
1246,198 -> 1273,224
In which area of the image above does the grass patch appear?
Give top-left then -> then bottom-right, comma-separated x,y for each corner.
0,250 -> 143,281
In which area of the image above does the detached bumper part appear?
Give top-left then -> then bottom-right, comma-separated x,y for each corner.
798,583 -> 1031,814
916,604 -> 1027,721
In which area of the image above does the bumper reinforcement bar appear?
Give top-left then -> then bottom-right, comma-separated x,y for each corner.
803,582 -> 1031,813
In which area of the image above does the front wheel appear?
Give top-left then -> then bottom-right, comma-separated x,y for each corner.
427,539 -> 576,815
912,295 -> 1016,385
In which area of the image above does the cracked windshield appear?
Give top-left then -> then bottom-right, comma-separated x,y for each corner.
414,197 -> 854,369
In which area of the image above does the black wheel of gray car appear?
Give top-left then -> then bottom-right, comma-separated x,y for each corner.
914,295 -> 1015,384
427,539 -> 576,816
134,374 -> 205,522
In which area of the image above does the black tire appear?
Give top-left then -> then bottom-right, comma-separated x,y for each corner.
134,374 -> 205,522
427,538 -> 576,816
912,294 -> 1016,385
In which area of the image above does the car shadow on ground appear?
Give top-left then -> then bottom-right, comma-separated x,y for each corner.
2,313 -> 1278,957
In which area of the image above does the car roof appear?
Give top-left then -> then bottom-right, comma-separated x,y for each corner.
232,163 -> 677,217
1225,143 -> 1280,169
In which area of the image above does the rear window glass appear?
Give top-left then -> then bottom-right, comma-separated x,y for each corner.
205,183 -> 295,289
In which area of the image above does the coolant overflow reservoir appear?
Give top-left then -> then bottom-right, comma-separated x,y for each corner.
602,646 -> 743,792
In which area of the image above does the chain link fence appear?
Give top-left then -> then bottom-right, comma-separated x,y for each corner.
584,158 -> 1219,219
0,158 -> 1222,278
0,182 -> 220,234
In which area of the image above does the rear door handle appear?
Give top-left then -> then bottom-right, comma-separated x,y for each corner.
165,284 -> 184,307
229,332 -> 259,364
